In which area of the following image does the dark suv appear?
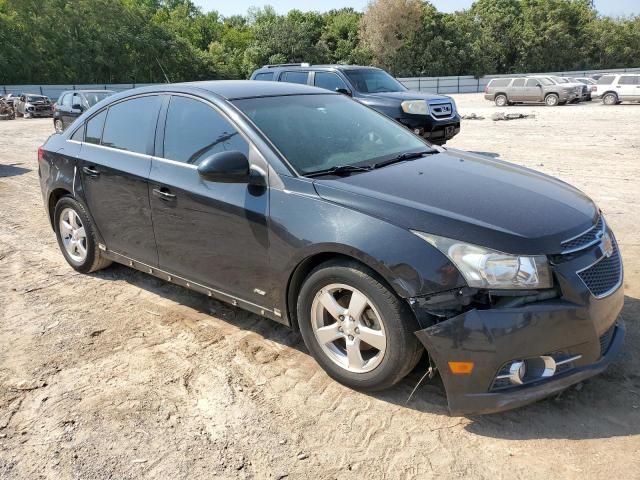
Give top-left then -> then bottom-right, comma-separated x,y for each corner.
53,90 -> 114,132
250,64 -> 460,145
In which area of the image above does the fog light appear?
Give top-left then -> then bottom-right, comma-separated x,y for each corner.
507,361 -> 526,384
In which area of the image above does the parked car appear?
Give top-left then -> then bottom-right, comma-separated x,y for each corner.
38,81 -> 624,415
591,74 -> 640,105
0,97 -> 15,120
14,93 -> 53,118
2,93 -> 21,108
548,76 -> 588,102
250,64 -> 460,145
567,77 -> 593,101
484,76 -> 575,106
53,90 -> 114,132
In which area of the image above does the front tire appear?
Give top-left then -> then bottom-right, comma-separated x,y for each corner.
54,118 -> 63,133
602,93 -> 618,105
297,261 -> 423,391
54,196 -> 111,273
545,93 -> 559,106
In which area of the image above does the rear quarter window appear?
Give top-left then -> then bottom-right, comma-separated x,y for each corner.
489,79 -> 511,88
85,110 -> 107,145
254,72 -> 274,81
597,76 -> 615,85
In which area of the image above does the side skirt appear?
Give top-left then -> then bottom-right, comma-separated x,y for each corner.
100,248 -> 288,326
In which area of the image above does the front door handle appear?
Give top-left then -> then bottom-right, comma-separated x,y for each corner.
152,188 -> 176,201
82,166 -> 100,177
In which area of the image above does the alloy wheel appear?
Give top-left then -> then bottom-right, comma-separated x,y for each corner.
310,283 -> 387,373
59,207 -> 87,263
54,119 -> 63,133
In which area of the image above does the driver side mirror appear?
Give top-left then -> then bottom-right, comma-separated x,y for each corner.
197,151 -> 251,183
335,87 -> 352,97
72,103 -> 84,111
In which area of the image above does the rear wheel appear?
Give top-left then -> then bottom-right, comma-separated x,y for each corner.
297,261 -> 423,391
54,196 -> 111,273
54,119 -> 63,133
494,94 -> 508,107
545,94 -> 559,106
602,93 -> 618,105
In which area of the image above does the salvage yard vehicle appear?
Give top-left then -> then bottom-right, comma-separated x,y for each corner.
548,76 -> 588,102
0,97 -> 16,120
484,76 -> 576,106
567,77 -> 593,101
38,81 -> 624,415
53,89 -> 114,132
14,93 -> 53,118
250,64 -> 460,145
591,74 -> 640,105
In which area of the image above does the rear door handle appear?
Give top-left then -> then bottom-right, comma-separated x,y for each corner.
152,188 -> 176,201
82,166 -> 100,177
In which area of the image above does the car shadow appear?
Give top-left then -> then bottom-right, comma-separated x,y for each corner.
91,265 -> 640,438
0,163 -> 30,177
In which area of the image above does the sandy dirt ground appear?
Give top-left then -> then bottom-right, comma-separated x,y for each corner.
0,94 -> 639,480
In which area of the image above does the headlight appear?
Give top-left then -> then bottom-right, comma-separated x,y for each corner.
412,231 -> 552,289
401,100 -> 428,115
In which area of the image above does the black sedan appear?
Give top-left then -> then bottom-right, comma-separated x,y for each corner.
38,81 -> 624,415
53,89 -> 113,132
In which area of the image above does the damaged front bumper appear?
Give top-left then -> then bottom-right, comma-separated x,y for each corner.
410,240 -> 625,415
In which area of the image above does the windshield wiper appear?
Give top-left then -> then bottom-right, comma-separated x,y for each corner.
373,150 -> 436,169
305,164 -> 373,178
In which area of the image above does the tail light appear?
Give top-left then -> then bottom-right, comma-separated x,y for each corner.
37,145 -> 44,162
591,86 -> 597,91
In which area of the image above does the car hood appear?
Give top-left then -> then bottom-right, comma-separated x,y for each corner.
312,149 -> 597,255
360,90 -> 453,103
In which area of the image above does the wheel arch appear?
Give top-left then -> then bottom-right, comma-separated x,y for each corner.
285,250 -> 413,331
47,187 -> 73,229
494,92 -> 508,101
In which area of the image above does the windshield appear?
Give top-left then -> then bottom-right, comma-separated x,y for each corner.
83,91 -> 113,107
27,95 -> 47,102
233,94 -> 429,175
343,69 -> 407,93
552,76 -> 569,83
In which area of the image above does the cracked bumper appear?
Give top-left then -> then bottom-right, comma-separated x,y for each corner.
413,284 -> 624,415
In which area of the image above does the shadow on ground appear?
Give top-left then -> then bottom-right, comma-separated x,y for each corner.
0,163 -> 30,177
92,265 -> 640,440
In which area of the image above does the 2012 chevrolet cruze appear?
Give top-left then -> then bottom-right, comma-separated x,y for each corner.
38,81 -> 624,415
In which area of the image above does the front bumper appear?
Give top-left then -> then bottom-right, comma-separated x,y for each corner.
413,235 -> 625,415
397,114 -> 461,144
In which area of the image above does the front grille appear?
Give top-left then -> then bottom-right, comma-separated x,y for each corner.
577,239 -> 622,297
429,103 -> 453,119
599,324 -> 616,356
561,215 -> 604,253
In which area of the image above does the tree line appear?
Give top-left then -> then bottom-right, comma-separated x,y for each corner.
0,0 -> 638,85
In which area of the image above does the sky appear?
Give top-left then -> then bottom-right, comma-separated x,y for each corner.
193,0 -> 640,18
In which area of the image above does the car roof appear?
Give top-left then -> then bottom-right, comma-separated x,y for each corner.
60,89 -> 114,94
175,80 -> 333,100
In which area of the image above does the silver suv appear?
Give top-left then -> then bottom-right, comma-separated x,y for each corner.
484,77 -> 576,106
591,74 -> 640,105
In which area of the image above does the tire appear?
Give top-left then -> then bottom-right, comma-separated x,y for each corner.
494,94 -> 508,107
545,93 -> 559,106
297,260 -> 423,391
54,196 -> 111,273
602,93 -> 618,105
54,118 -> 63,133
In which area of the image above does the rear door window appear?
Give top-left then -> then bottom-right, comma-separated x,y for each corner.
314,72 -> 348,92
85,110 -> 107,145
618,76 -> 638,85
101,96 -> 162,154
512,79 -> 525,87
280,71 -> 309,85
254,72 -> 274,81
163,96 -> 249,165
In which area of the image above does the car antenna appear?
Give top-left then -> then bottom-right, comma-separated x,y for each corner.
155,57 -> 171,83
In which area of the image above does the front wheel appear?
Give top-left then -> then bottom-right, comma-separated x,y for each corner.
545,94 -> 559,106
54,118 -> 63,133
54,196 -> 111,273
297,261 -> 423,391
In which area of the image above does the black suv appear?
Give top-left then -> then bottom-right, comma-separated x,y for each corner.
38,81 -> 623,415
53,90 -> 114,132
250,64 -> 461,145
